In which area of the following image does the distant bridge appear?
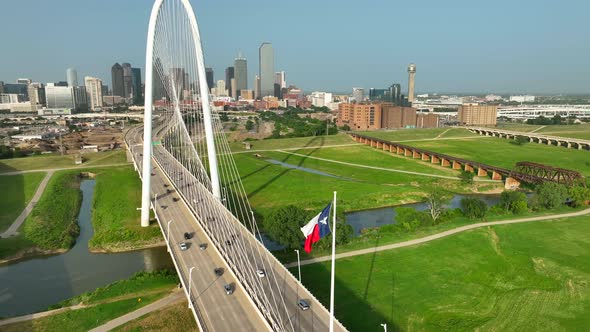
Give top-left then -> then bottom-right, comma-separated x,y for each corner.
349,133 -> 585,188
467,126 -> 590,151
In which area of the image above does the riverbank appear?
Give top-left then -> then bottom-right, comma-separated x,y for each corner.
0,270 -> 180,330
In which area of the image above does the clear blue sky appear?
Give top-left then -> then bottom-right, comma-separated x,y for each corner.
1,0 -> 589,94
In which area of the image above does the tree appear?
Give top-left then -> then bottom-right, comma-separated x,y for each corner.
461,197 -> 488,220
533,182 -> 568,210
245,120 -> 254,131
568,186 -> 590,207
219,112 -> 229,122
512,135 -> 529,146
500,190 -> 528,214
263,205 -> 309,249
426,187 -> 448,224
340,124 -> 351,131
459,171 -> 474,184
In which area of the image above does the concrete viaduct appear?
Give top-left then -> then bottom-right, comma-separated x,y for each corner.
467,126 -> 590,151
349,133 -> 521,189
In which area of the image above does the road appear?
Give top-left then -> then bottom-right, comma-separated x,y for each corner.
286,207 -> 590,268
126,125 -> 347,331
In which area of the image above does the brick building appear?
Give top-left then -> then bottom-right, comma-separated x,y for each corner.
337,103 -> 382,130
416,113 -> 439,128
458,104 -> 498,125
381,105 -> 417,128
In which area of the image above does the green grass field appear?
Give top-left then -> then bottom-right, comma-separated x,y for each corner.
296,215 -> 590,331
356,128 -> 478,142
113,301 -> 196,332
0,150 -> 129,173
0,172 -> 46,232
89,167 -> 162,251
1,270 -> 179,331
22,171 -> 83,250
404,136 -> 590,176
230,134 -> 355,152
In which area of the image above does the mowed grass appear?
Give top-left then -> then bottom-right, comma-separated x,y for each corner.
0,172 -> 46,232
113,301 -> 196,332
297,215 -> 590,331
405,136 -> 590,176
356,128 -> 477,142
89,167 -> 162,251
229,134 -> 355,152
0,150 -> 129,173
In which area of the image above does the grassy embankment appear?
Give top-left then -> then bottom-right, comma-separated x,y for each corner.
113,302 -> 196,332
0,172 -> 46,232
295,215 -> 590,331
0,166 -> 161,262
0,150 -> 128,173
0,270 -> 180,332
357,127 -> 479,141
0,171 -> 84,262
89,167 -> 162,252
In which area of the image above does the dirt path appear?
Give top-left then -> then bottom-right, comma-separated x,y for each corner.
1,170 -> 54,238
285,208 -> 590,268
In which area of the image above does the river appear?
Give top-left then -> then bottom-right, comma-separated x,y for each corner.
0,180 -> 173,317
346,194 -> 505,236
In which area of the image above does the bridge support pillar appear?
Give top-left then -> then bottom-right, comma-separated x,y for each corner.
389,145 -> 395,153
452,161 -> 462,170
382,143 -> 388,150
556,141 -> 561,147
578,144 -> 583,150
396,146 -> 403,154
413,150 -> 420,159
441,158 -> 450,167
567,142 -> 572,148
504,176 -> 521,189
546,139 -> 552,146
377,141 -> 383,149
530,137 -> 534,143
477,167 -> 487,177
492,171 -> 503,180
464,164 -> 474,173
421,153 -> 430,161
404,148 -> 412,157
431,155 -> 440,164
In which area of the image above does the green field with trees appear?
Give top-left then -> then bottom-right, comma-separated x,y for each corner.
0,172 -> 46,232
296,215 -> 590,331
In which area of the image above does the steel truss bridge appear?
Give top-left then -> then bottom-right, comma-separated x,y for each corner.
127,1 -> 348,331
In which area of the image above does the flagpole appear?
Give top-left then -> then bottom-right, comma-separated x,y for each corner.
329,191 -> 337,332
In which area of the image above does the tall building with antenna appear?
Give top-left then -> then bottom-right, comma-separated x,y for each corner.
407,63 -> 416,104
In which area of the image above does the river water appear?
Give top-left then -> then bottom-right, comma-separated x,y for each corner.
346,194 -> 504,236
0,180 -> 173,317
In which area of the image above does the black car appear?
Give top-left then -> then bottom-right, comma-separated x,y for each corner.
224,284 -> 233,295
173,197 -> 180,202
184,232 -> 192,240
214,268 -> 223,277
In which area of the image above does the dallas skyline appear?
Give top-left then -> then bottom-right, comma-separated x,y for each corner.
1,0 -> 589,94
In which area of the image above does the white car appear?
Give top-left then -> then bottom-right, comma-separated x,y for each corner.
179,242 -> 188,251
256,269 -> 266,278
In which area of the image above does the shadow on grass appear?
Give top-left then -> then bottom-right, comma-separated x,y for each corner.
248,136 -> 326,200
292,255 -> 401,332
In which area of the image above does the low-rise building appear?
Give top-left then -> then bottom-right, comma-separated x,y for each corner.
458,104 -> 497,125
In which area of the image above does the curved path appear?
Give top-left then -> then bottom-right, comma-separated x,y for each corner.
1,171 -> 54,238
285,208 -> 590,268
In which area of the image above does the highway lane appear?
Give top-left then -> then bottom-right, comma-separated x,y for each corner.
126,125 -> 347,331
128,135 -> 268,331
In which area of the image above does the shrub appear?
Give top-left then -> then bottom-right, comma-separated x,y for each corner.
459,171 -> 474,184
568,186 -> 590,207
461,197 -> 488,220
500,191 -> 528,214
533,182 -> 568,210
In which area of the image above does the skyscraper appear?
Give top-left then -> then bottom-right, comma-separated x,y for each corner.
122,63 -> 133,99
352,88 -> 364,103
254,75 -> 261,99
225,66 -> 234,97
259,42 -> 275,97
390,84 -> 401,105
234,53 -> 247,97
85,76 -> 103,110
67,68 -> 78,87
274,71 -> 286,88
407,63 -> 416,104
205,67 -> 214,92
111,63 -> 125,97
131,68 -> 142,104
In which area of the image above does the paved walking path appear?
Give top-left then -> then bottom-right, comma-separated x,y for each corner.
285,208 -> 590,268
0,304 -> 86,327
529,125 -> 546,133
88,290 -> 185,332
1,170 -> 54,238
0,162 -> 132,176
231,143 -> 361,154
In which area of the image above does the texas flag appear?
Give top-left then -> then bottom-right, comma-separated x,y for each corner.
300,203 -> 332,253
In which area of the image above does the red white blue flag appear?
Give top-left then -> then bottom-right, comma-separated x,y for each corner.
300,203 -> 332,253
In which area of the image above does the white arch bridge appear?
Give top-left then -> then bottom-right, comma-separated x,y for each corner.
125,0 -> 347,331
